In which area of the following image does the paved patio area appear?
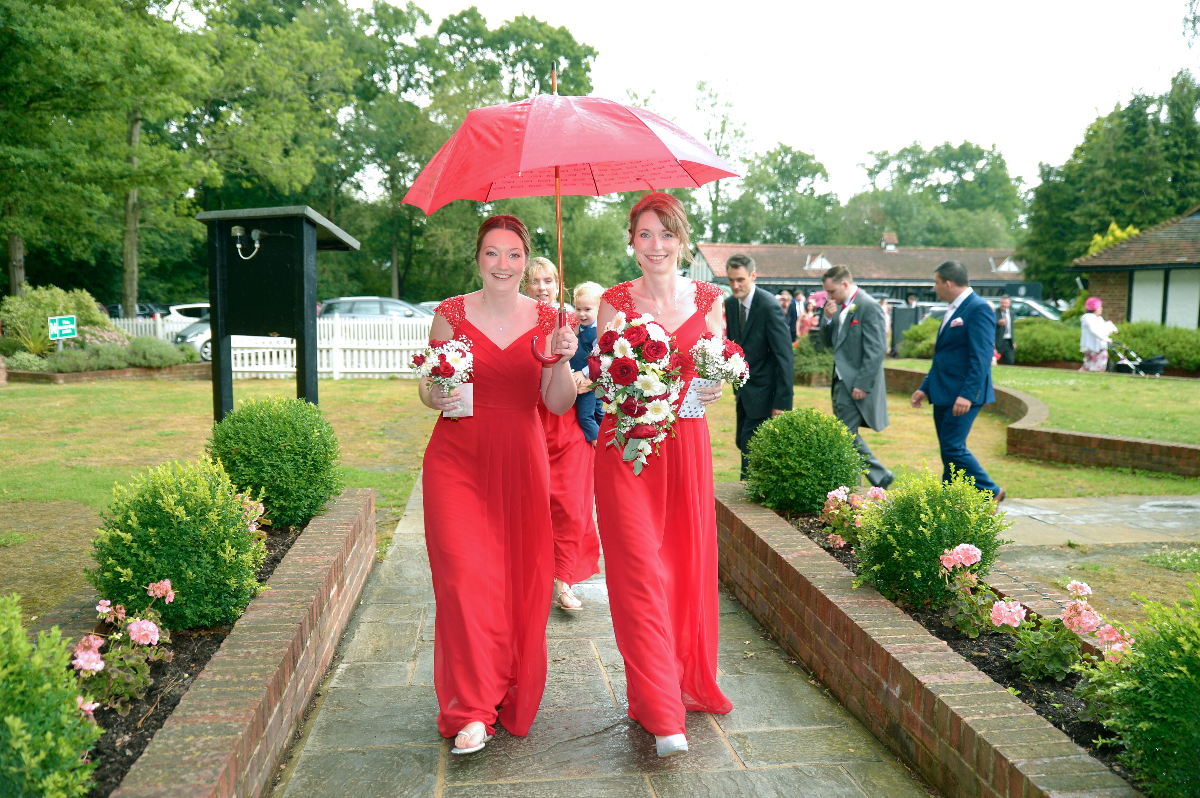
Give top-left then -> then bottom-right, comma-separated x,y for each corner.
272,478 -> 934,798
1002,495 -> 1200,546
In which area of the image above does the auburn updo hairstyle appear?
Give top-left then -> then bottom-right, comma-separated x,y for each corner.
627,192 -> 694,265
475,215 -> 532,259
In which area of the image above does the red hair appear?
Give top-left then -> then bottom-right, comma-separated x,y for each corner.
475,215 -> 531,258
627,192 -> 694,264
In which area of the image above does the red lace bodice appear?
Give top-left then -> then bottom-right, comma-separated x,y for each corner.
601,280 -> 722,319
434,295 -> 575,335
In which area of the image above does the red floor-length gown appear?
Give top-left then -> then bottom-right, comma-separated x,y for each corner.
538,400 -> 601,586
422,296 -> 565,739
593,281 -> 733,736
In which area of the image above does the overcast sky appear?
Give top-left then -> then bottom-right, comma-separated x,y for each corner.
391,0 -> 1199,201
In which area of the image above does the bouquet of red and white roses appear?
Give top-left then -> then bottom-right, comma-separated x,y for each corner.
588,311 -> 684,475
412,338 -> 473,417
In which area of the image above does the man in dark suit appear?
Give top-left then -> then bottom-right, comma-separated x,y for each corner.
724,254 -> 794,479
779,290 -> 799,343
821,265 -> 893,488
911,261 -> 1004,502
994,295 -> 1015,365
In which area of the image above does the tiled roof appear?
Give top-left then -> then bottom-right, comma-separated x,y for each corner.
697,243 -> 1025,282
1071,204 -> 1200,269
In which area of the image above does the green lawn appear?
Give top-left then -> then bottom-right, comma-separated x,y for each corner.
888,359 -> 1200,444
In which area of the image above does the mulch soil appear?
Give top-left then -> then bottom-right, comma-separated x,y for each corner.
86,525 -> 303,798
788,512 -> 1139,789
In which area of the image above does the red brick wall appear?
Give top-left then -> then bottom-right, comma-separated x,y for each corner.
1088,271 -> 1129,322
112,489 -> 376,798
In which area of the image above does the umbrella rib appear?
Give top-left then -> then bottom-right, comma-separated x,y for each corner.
588,162 -> 601,197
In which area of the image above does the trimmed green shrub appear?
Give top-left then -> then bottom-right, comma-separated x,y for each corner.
176,344 -> 200,364
125,337 -> 184,368
1078,582 -> 1200,798
855,467 -> 1010,608
1013,318 -> 1081,364
745,408 -> 864,514
897,315 -> 939,358
45,350 -> 91,373
0,595 -> 102,798
0,338 -> 20,358
87,345 -> 130,371
0,284 -> 110,347
6,352 -> 47,372
87,458 -> 266,629
1115,321 -> 1200,372
793,335 -> 834,380
207,396 -> 344,528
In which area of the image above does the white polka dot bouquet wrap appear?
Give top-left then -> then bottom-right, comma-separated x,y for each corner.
588,311 -> 684,475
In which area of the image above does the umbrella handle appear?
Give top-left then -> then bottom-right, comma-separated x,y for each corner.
531,310 -> 567,366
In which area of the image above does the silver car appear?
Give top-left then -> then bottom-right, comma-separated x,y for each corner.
319,297 -> 432,318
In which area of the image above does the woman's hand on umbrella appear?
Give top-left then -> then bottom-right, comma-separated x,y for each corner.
552,325 -> 578,360
431,385 -> 460,412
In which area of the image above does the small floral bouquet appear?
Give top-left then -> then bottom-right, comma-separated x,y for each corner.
589,311 -> 684,475
412,338 -> 474,418
680,333 -> 749,418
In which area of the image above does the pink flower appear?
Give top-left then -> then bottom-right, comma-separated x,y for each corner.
1096,625 -> 1134,661
854,515 -> 863,528
866,486 -> 887,502
1061,600 -> 1102,635
1096,624 -> 1123,643
827,487 -> 849,504
963,572 -> 978,586
127,619 -> 160,646
828,534 -> 847,549
72,649 -> 104,673
952,543 -> 982,567
1066,580 -> 1092,598
77,696 -> 99,718
940,551 -> 960,570
147,579 -> 175,604
848,493 -> 863,509
114,605 -> 126,623
96,600 -> 112,617
990,600 -> 1026,629
76,634 -> 104,653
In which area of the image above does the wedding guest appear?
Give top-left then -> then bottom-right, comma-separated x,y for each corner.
798,297 -> 818,339
995,295 -> 1015,365
420,215 -> 578,755
573,281 -> 605,435
524,265 -> 602,611
1079,297 -> 1118,372
594,192 -> 732,758
779,290 -> 799,342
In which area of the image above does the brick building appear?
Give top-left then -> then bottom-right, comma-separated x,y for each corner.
1070,203 -> 1200,328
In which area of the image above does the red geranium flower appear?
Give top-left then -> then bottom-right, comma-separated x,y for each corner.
587,356 -> 602,380
619,396 -> 644,417
642,339 -> 668,362
609,357 -> 638,386
624,325 -> 649,347
598,330 -> 618,353
626,424 -> 659,439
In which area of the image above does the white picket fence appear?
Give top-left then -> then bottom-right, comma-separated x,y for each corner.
112,317 -> 193,339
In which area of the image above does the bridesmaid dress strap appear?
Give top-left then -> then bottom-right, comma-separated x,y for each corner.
602,282 -> 637,315
434,296 -> 467,333
537,301 -> 577,335
694,281 -> 723,315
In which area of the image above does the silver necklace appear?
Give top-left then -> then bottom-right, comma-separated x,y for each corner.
481,296 -> 512,331
644,279 -> 686,316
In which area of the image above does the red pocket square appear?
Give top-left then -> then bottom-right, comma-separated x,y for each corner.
950,317 -> 964,327
850,319 -> 859,326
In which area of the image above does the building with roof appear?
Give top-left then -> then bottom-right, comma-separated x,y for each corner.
1069,204 -> 1200,328
690,233 -> 1038,301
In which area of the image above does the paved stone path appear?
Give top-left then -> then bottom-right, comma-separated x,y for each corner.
1002,495 -> 1200,546
274,478 -> 933,798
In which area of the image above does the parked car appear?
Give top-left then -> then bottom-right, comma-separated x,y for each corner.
105,302 -> 161,318
985,297 -> 1061,321
418,301 -> 441,313
318,297 -> 433,318
164,303 -> 209,321
174,320 -> 212,360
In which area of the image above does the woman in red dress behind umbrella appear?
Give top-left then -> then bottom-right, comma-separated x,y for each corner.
419,215 -> 578,755
594,193 -> 732,757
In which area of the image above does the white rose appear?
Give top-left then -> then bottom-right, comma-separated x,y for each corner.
600,355 -> 613,371
728,353 -> 745,373
646,323 -> 669,343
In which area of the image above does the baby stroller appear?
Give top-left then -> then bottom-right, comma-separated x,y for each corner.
1110,341 -> 1169,376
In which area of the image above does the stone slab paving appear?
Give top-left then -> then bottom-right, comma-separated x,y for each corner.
275,476 -> 934,798
1002,494 -> 1200,546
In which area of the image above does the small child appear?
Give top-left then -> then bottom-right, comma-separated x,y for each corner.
571,282 -> 604,442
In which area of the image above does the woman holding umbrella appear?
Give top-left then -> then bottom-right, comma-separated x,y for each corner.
594,192 -> 733,757
419,214 -> 579,755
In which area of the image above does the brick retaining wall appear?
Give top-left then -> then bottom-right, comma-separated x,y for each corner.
715,482 -> 1134,798
885,365 -> 1200,478
6,362 -> 211,384
112,488 -> 376,798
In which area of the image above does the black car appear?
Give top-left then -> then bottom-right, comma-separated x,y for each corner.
105,302 -> 163,318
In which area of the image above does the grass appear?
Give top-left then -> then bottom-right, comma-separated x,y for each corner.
888,359 -> 1200,444
1143,546 -> 1200,572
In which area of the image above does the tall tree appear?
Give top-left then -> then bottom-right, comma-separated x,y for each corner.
725,144 -> 836,244
694,81 -> 745,242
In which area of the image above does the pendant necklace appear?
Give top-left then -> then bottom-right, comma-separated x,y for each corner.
481,297 -> 510,331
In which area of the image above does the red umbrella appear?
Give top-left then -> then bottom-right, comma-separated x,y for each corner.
403,72 -> 737,363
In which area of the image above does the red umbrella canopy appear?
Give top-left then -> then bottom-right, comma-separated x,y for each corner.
402,94 -> 738,215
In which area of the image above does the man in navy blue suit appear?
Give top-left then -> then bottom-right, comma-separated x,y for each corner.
910,261 -> 1005,503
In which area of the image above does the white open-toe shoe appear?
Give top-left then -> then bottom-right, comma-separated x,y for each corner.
451,723 -> 493,755
655,733 -> 688,757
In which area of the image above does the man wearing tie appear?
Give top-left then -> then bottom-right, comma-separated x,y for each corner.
724,254 -> 794,479
994,295 -> 1015,365
911,261 -> 1005,503
821,265 -> 893,488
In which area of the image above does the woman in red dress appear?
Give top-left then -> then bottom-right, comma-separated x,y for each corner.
525,257 -> 602,611
419,215 -> 579,755
593,193 -> 732,757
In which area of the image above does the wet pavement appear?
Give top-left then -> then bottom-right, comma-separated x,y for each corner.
1002,495 -> 1200,546
273,477 -> 933,798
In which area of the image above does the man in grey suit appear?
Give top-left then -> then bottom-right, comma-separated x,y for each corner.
821,265 -> 894,488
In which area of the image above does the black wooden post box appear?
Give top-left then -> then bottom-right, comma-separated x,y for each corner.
195,206 -> 360,421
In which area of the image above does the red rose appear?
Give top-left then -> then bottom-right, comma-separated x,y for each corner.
598,330 -> 618,354
702,331 -> 715,341
433,362 -> 455,378
609,357 -> 638,386
627,424 -> 659,439
618,396 -> 643,417
411,353 -> 426,367
587,356 -> 602,380
624,325 -> 649,347
429,339 -> 447,349
642,339 -> 668,362
667,352 -> 682,372
722,339 -> 744,359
